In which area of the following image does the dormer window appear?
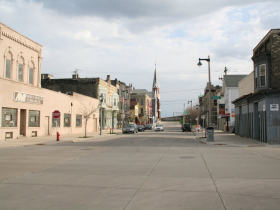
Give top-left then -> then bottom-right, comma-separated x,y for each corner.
260,64 -> 266,87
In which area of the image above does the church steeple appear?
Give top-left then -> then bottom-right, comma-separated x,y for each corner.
153,62 -> 160,89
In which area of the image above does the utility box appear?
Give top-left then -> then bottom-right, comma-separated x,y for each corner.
206,127 -> 214,142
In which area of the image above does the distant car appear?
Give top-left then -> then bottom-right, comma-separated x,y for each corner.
123,124 -> 138,134
145,124 -> 153,130
182,123 -> 191,132
155,124 -> 164,131
138,125 -> 145,132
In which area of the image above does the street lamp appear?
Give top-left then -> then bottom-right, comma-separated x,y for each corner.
99,94 -> 104,135
197,55 -> 211,127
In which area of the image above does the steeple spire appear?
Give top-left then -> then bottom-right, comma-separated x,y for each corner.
153,62 -> 160,89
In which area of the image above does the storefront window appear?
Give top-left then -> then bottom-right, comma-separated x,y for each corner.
64,113 -> 71,127
28,110 -> 40,127
76,115 -> 82,127
1,108 -> 17,127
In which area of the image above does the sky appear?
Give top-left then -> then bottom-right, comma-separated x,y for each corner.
1,0 -> 280,117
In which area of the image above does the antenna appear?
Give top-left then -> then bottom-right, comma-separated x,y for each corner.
73,69 -> 81,75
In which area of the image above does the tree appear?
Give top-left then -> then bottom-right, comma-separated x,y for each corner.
77,95 -> 99,137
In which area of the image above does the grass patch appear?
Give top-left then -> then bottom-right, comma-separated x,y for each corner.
78,136 -> 92,138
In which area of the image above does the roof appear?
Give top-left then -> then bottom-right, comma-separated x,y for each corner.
131,89 -> 149,94
224,75 -> 247,88
253,29 -> 280,53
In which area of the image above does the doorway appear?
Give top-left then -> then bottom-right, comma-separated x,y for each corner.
20,109 -> 26,136
45,116 -> 50,135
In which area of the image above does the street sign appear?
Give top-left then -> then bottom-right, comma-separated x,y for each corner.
53,110 -> 60,119
211,96 -> 221,99
201,115 -> 205,119
184,111 -> 190,115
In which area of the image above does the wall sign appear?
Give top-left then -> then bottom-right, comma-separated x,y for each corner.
14,91 -> 44,105
270,104 -> 279,111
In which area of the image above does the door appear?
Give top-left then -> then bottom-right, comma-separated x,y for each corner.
20,109 -> 26,136
92,118 -> 97,132
45,116 -> 49,135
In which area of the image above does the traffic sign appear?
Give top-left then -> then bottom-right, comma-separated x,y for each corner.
201,115 -> 205,119
211,96 -> 221,99
53,110 -> 60,119
184,111 -> 190,115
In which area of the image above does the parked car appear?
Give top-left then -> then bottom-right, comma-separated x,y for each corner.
182,123 -> 192,132
123,124 -> 138,134
155,124 -> 164,131
144,124 -> 153,130
138,125 -> 145,132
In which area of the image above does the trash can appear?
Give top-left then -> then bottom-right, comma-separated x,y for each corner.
229,126 -> 235,133
206,127 -> 214,142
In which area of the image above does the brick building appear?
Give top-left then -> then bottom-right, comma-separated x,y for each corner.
42,74 -> 119,130
233,29 -> 280,144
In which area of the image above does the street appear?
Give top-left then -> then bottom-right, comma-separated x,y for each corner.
1,122 -> 280,209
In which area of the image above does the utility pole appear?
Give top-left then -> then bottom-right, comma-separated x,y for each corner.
188,100 -> 192,125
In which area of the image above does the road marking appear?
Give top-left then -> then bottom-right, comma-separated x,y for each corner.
133,139 -> 139,143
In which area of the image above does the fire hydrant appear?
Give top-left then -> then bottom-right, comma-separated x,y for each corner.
57,132 -> 60,141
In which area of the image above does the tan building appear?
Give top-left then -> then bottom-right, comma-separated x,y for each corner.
0,22 -> 99,141
130,91 -> 152,124
238,71 -> 254,97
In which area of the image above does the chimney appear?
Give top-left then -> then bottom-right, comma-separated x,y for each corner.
72,74 -> 79,79
106,75 -> 110,82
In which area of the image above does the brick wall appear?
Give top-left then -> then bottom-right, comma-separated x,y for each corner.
271,33 -> 280,89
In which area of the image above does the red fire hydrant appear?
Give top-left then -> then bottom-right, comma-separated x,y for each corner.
57,132 -> 60,141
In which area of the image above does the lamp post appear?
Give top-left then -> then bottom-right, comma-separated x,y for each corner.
183,103 -> 185,124
197,55 -> 211,127
122,90 -> 128,130
99,94 -> 104,135
188,100 -> 192,125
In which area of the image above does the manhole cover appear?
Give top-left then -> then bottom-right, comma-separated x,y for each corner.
179,156 -> 195,159
35,144 -> 45,145
81,149 -> 93,150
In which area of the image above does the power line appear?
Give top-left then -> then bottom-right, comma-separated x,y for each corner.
161,88 -> 204,93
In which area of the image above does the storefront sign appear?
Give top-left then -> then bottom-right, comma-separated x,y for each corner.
14,91 -> 44,105
270,104 -> 279,111
219,104 -> 225,114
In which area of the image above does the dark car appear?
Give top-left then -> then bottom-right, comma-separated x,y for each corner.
123,124 -> 138,134
182,123 -> 192,132
144,124 -> 153,130
138,125 -> 145,132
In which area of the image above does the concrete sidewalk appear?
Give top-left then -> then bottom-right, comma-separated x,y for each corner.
193,128 -> 268,147
0,129 -> 123,148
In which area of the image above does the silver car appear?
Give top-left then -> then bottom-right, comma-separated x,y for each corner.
155,124 -> 164,131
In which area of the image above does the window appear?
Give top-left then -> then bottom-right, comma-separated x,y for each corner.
260,64 -> 266,87
141,108 -> 143,114
2,108 -> 17,127
76,115 -> 82,127
141,99 -> 143,105
255,66 -> 258,88
214,100 -> 217,107
52,116 -> 60,127
114,98 -> 117,106
64,114 -> 71,127
6,59 -> 11,79
103,93 -> 107,103
29,67 -> 33,85
18,63 -> 23,82
28,110 -> 40,127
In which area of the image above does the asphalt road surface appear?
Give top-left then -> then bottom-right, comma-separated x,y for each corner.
1,122 -> 280,209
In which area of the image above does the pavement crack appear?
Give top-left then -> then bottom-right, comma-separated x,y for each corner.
220,192 -> 280,200
195,143 -> 227,210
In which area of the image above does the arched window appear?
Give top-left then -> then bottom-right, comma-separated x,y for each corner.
29,62 -> 34,85
5,53 -> 12,79
18,57 -> 24,82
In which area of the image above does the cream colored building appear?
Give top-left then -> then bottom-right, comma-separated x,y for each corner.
0,22 -> 99,140
238,71 -> 254,97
